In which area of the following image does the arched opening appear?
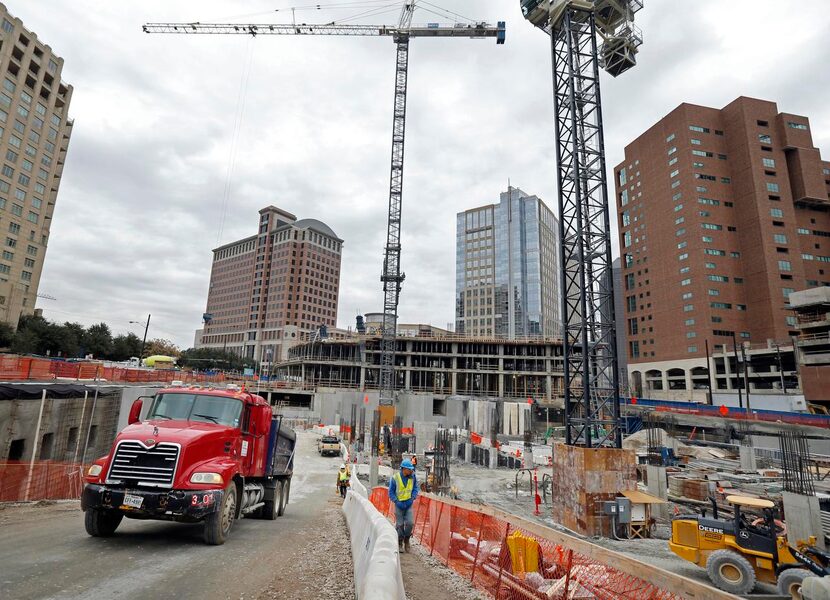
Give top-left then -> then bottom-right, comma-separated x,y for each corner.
667,368 -> 686,390
645,369 -> 663,391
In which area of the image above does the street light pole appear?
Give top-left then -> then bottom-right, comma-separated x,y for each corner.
730,332 -> 743,409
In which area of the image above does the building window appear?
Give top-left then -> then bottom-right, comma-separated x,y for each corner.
687,346 -> 698,353
677,241 -> 687,249
689,125 -> 709,133
685,318 -> 695,326
708,275 -> 729,282
21,270 -> 31,281
783,288 -> 794,299
702,223 -> 723,230
678,253 -> 688,261
675,216 -> 685,225
2,19 -> 13,33
666,133 -> 675,142
778,260 -> 792,272
770,207 -> 783,218
670,169 -> 680,178
708,289 -> 720,296
767,183 -> 780,194
618,169 -> 627,185
683,304 -> 694,312
623,231 -> 632,247
674,204 -> 683,213
682,292 -> 693,300
620,189 -> 629,206
759,134 -> 772,144
630,341 -> 640,358
763,158 -> 776,168
691,139 -> 702,145
668,157 -> 678,166
786,316 -> 797,326
676,228 -> 686,236
774,234 -> 787,244
681,278 -> 692,286
668,146 -> 677,155
687,332 -> 697,338
787,122 -> 808,130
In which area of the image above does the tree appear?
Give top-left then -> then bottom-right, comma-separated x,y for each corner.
62,322 -> 86,358
0,322 -> 14,348
11,327 -> 38,354
111,333 -> 143,361
83,323 -> 113,359
144,338 -> 180,358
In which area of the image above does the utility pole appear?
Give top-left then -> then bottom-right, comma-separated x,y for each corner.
131,314 -> 151,362
730,332 -> 743,409
704,339 -> 714,405
774,342 -> 786,394
740,342 -> 751,415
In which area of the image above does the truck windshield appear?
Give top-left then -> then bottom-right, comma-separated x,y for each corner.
147,393 -> 243,427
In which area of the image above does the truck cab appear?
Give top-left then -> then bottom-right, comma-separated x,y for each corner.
82,385 -> 295,545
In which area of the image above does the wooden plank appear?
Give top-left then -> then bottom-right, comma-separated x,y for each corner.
421,493 -> 738,600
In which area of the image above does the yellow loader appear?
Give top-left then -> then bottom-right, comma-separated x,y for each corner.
669,495 -> 829,597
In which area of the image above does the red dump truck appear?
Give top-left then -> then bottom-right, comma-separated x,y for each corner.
81,385 -> 295,544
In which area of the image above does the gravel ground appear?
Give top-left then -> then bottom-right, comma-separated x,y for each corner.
402,537 -> 489,600
259,495 -> 355,600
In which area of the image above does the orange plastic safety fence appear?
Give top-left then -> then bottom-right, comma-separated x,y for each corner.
0,462 -> 86,502
370,488 -> 682,600
0,354 -> 227,385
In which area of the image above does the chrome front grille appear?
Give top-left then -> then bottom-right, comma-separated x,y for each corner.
107,441 -> 180,488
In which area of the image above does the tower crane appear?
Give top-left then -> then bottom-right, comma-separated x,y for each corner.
520,0 -> 643,448
144,2 -> 506,412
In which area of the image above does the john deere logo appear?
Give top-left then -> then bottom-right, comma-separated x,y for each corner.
145,439 -> 156,446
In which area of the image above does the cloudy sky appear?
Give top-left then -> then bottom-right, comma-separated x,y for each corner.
15,1 -> 830,348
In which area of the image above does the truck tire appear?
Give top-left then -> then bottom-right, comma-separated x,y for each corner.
278,478 -> 290,517
777,568 -> 808,599
706,549 -> 757,595
84,508 -> 123,537
204,483 -> 237,545
261,482 -> 279,521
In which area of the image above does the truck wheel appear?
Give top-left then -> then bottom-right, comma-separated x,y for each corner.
777,568 -> 808,599
261,483 -> 279,521
278,479 -> 290,517
84,509 -> 123,537
706,550 -> 756,595
204,483 -> 237,545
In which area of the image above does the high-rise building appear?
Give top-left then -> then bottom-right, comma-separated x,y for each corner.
615,97 -> 830,394
197,206 -> 342,362
455,187 -> 560,338
0,4 -> 73,326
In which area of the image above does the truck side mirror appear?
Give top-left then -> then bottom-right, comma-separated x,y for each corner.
128,399 -> 143,425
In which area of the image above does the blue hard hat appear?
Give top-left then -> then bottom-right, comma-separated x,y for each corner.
401,460 -> 415,470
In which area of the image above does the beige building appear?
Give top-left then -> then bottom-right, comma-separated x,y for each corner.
0,4 -> 73,326
197,206 -> 342,363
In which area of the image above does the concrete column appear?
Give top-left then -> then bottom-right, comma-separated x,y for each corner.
464,442 -> 472,463
646,465 -> 669,519
488,447 -> 498,469
451,356 -> 457,395
359,366 -> 365,391
546,373 -> 552,402
369,459 -> 379,489
450,441 -> 459,462
405,345 -> 411,390
739,445 -> 757,472
783,491 -> 826,550
660,371 -> 669,394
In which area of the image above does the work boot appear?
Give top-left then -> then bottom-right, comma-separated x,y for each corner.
404,537 -> 411,553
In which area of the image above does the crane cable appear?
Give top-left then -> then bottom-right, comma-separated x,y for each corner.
216,36 -> 256,245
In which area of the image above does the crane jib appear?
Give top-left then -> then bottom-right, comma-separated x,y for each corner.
142,22 -> 506,44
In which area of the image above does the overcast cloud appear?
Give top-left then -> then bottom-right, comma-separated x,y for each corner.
13,1 -> 830,348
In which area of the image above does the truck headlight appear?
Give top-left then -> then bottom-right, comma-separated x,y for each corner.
190,472 -> 223,485
88,465 -> 102,477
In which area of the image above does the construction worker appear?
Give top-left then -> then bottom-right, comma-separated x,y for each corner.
336,463 -> 350,498
388,459 -> 419,552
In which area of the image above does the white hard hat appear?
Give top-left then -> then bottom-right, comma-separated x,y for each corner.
340,463 -> 346,469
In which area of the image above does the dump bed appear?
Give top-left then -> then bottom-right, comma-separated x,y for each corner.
265,416 -> 296,478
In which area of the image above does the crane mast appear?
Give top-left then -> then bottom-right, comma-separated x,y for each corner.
378,2 -> 415,408
144,4 -> 505,413
521,0 -> 643,448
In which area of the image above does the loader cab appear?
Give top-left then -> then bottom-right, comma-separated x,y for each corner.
726,495 -> 778,557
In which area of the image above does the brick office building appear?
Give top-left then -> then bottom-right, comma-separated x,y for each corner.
615,97 -> 830,397
197,206 -> 342,363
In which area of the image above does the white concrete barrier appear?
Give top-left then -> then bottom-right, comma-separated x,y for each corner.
350,472 -> 368,498
342,490 -> 406,600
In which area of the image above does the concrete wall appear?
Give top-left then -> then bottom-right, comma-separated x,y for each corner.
0,387 -> 124,463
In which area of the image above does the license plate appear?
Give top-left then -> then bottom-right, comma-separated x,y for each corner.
123,494 -> 144,509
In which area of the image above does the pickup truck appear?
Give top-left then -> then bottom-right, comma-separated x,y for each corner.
318,435 -> 341,457
81,385 -> 295,545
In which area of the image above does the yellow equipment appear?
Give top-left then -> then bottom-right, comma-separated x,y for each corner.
669,495 -> 830,597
